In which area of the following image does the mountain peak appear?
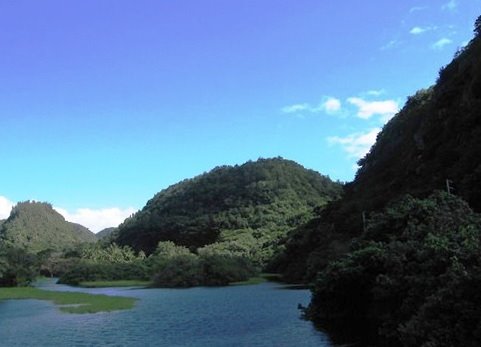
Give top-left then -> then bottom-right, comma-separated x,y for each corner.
0,201 -> 97,252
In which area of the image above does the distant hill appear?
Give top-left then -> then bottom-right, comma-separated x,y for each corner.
0,201 -> 97,252
114,157 -> 342,256
96,227 -> 117,239
277,22 -> 481,283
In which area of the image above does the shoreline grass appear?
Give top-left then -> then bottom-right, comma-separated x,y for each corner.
230,273 -> 282,286
0,287 -> 136,314
78,280 -> 152,288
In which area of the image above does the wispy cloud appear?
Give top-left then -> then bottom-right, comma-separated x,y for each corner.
432,37 -> 453,49
54,206 -> 138,233
0,196 -> 14,219
347,97 -> 399,121
366,89 -> 386,97
409,6 -> 428,13
442,0 -> 457,11
380,39 -> 399,51
281,103 -> 310,114
281,97 -> 342,116
327,128 -> 381,159
410,26 -> 435,35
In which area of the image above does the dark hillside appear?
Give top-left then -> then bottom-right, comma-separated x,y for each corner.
278,23 -> 481,283
337,32 -> 481,236
96,227 -> 117,240
291,18 -> 481,347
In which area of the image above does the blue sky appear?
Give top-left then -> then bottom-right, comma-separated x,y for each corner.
0,0 -> 479,231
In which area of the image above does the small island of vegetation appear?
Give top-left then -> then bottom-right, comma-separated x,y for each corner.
0,286 -> 136,314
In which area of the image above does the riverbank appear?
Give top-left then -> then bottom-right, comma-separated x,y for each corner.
79,280 -> 152,288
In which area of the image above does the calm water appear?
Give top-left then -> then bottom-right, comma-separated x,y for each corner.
0,279 -> 332,346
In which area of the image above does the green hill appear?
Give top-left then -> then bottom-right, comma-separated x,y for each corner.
0,201 -> 97,252
114,157 -> 342,259
277,23 -> 481,283
96,227 -> 117,240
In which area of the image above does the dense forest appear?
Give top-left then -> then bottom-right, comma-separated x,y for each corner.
297,17 -> 481,346
114,157 -> 342,266
275,17 -> 481,285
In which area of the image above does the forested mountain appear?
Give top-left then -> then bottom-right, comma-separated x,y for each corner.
277,22 -> 481,283
0,201 -> 97,252
96,227 -> 117,240
114,157 -> 342,258
285,17 -> 481,347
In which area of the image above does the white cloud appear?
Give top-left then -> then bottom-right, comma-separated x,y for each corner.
410,27 -> 426,35
321,97 -> 342,114
409,26 -> 426,35
347,97 -> 399,120
281,96 -> 342,115
54,206 -> 137,233
327,128 -> 381,159
281,103 -> 310,114
432,38 -> 452,49
0,196 -> 14,219
442,0 -> 457,11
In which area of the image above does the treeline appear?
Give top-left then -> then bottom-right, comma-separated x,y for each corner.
58,241 -> 257,287
1,239 -> 257,289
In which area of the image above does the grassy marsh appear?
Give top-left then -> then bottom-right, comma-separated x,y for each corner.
0,287 -> 136,314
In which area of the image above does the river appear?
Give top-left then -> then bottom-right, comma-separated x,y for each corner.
0,279 -> 333,346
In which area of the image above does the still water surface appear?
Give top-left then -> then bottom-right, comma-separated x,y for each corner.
0,279 -> 332,346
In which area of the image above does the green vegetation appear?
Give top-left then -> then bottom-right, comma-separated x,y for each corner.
0,159 -> 341,290
275,18 -> 481,284
269,17 -> 481,346
0,201 -> 96,252
79,280 -> 151,288
58,243 -> 149,285
114,157 -> 342,264
149,242 -> 257,287
57,241 -> 257,288
0,244 -> 37,286
308,192 -> 481,346
96,227 -> 117,240
0,287 -> 136,313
